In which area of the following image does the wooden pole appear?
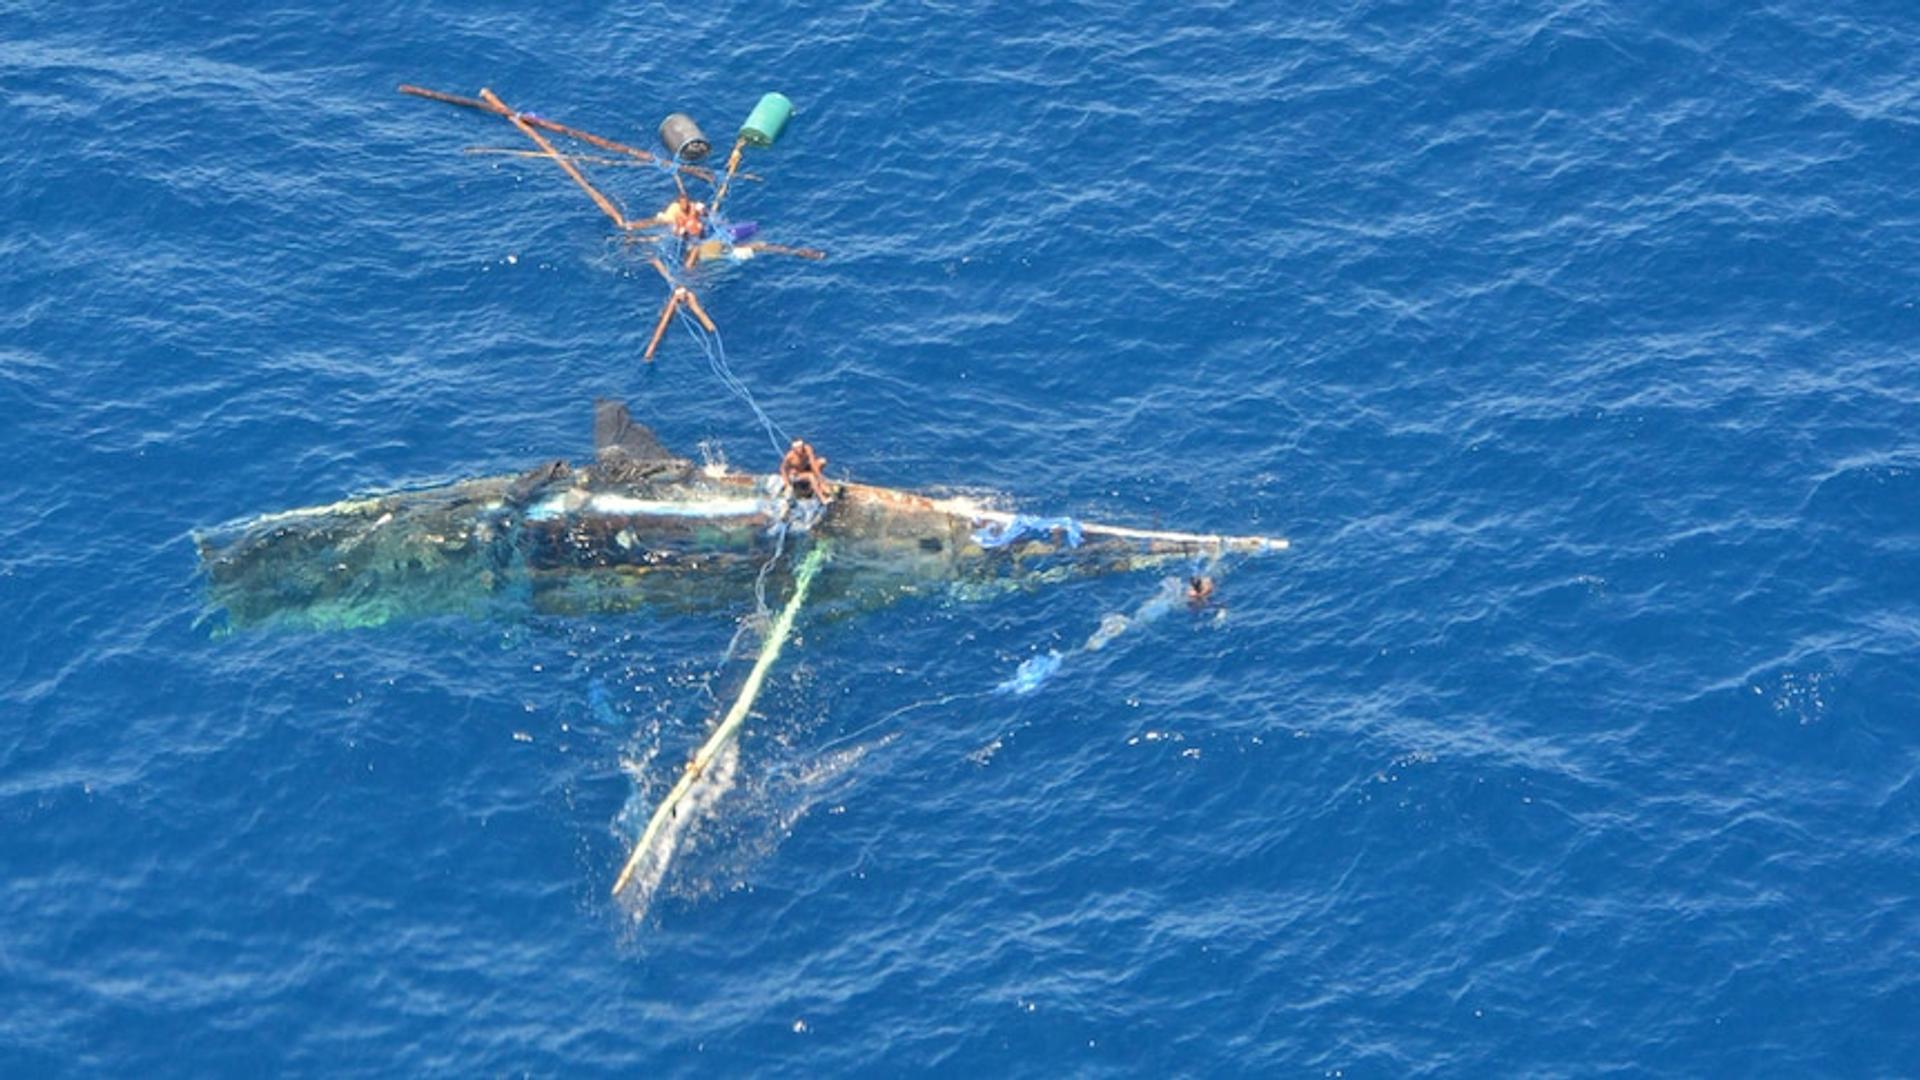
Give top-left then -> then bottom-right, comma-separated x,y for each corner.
480,88 -> 630,230
463,147 -> 643,168
741,242 -> 827,261
643,290 -> 683,361
399,85 -> 761,184
714,136 -> 748,212
679,287 -> 718,333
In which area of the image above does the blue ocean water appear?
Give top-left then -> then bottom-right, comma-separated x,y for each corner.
4,0 -> 1918,1073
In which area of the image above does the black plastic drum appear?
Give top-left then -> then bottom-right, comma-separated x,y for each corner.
657,113 -> 711,162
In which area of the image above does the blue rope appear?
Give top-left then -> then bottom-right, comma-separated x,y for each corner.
625,152 -> 788,457
972,515 -> 1085,550
673,308 -> 787,456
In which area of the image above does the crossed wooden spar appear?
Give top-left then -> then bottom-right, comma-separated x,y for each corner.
398,83 -> 728,185
399,83 -> 825,361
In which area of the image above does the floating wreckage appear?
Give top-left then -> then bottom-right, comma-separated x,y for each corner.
197,401 -> 1286,633
400,84 -> 823,361
225,84 -> 1287,907
196,402 -> 1288,899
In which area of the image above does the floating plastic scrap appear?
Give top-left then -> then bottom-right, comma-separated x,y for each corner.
995,651 -> 1064,696
972,515 -> 1084,550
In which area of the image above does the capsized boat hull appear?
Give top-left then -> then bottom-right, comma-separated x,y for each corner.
195,405 -> 1286,632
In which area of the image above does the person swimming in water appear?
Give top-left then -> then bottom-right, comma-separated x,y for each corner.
1186,575 -> 1215,609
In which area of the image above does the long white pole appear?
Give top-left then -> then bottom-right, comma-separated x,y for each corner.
611,541 -> 832,897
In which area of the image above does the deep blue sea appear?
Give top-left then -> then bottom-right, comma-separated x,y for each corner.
5,1 -> 1919,1074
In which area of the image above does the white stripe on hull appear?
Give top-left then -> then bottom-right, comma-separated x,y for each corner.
525,492 -> 768,521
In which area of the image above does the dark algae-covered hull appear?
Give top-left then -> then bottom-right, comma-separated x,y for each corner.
197,402 -> 1287,633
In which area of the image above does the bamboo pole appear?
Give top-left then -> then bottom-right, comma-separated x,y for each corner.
644,255 -> 681,287
711,137 -> 748,212
464,147 -> 647,168
679,287 -> 718,333
479,88 -> 630,230
643,290 -> 683,361
399,84 -> 761,183
940,502 -> 1290,554
741,242 -> 827,261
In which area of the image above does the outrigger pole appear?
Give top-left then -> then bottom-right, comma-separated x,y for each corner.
479,88 -> 630,230
641,257 -> 716,362
402,82 -> 815,364
611,541 -> 833,898
464,147 -> 652,168
399,84 -> 754,184
713,92 -> 793,214
948,503 -> 1291,554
